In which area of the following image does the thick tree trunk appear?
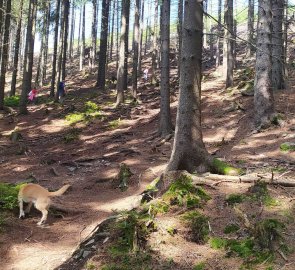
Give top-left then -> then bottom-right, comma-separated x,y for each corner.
96,0 -> 110,90
131,0 -> 140,99
246,0 -> 254,57
223,0 -> 234,88
272,0 -> 285,90
159,0 -> 173,137
0,0 -> 12,109
50,0 -> 61,97
0,0 -> 4,64
167,1 -> 211,173
19,0 -> 38,114
116,0 -> 128,106
254,0 -> 275,127
10,0 -> 24,97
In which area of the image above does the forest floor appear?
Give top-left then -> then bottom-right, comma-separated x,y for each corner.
0,54 -> 295,270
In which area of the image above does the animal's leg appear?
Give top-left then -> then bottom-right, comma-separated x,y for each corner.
35,199 -> 50,225
19,199 -> 25,218
25,202 -> 33,213
37,209 -> 48,226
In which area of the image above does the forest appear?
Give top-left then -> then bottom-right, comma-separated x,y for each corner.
0,0 -> 295,269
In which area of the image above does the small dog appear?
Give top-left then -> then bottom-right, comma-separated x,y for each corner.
18,183 -> 70,225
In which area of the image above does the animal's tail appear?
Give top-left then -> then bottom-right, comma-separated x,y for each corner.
49,184 -> 71,197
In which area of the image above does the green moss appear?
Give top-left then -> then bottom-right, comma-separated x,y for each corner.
166,226 -> 177,236
108,119 -> 121,129
224,223 -> 240,234
193,262 -> 206,270
225,194 -> 245,205
4,95 -> 20,107
280,142 -> 295,152
163,175 -> 210,208
0,182 -> 24,210
212,158 -> 243,176
181,211 -> 210,244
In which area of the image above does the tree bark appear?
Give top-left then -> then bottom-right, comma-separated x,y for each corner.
138,0 -> 144,75
50,0 -> 61,97
123,0 -> 130,90
61,0 -> 69,81
19,0 -> 38,114
159,0 -> 173,137
167,1 -> 211,173
10,0 -> 24,97
131,0 -> 140,99
177,0 -> 183,77
91,0 -> 97,70
272,0 -> 285,90
0,0 -> 12,109
223,0 -> 234,88
96,0 -> 110,90
109,0 -> 116,61
246,0 -> 254,57
69,1 -> 75,61
151,0 -> 158,85
215,0 -> 222,67
254,0 -> 275,127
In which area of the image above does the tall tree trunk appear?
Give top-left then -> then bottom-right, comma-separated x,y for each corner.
159,0 -> 173,137
91,0 -> 97,70
254,0 -> 275,127
0,0 -> 12,109
69,1 -> 75,60
81,3 -> 86,70
50,0 -> 61,97
61,0 -> 69,81
177,0 -> 183,78
138,0 -> 144,75
77,6 -> 82,56
151,0 -> 158,84
116,0 -> 128,106
10,0 -> 24,97
272,0 -> 285,90
0,0 -> 4,64
131,0 -> 140,99
109,0 -> 115,61
116,0 -> 120,70
246,0 -> 254,57
42,1 -> 51,85
215,0 -> 222,67
223,0 -> 234,88
123,0 -> 130,90
203,0 -> 207,48
96,0 -> 110,90
19,0 -> 38,114
167,1 -> 211,173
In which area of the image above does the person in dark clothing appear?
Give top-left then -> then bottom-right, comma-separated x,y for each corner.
58,81 -> 66,103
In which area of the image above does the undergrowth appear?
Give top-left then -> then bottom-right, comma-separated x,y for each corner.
4,95 -> 20,107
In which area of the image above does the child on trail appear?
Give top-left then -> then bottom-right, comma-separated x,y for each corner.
143,68 -> 149,81
58,81 -> 66,103
28,87 -> 38,104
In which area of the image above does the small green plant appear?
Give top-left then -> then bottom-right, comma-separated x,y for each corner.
108,119 -> 121,129
210,237 -> 228,249
223,223 -> 240,234
166,226 -> 177,236
280,142 -> 295,152
193,261 -> 206,270
0,182 -> 23,210
225,194 -> 244,205
181,211 -> 210,244
84,101 -> 100,113
4,95 -> 20,107
86,261 -> 96,270
63,128 -> 80,143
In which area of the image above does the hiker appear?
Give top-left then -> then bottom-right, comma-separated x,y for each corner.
143,68 -> 149,81
58,81 -> 66,103
28,86 -> 38,104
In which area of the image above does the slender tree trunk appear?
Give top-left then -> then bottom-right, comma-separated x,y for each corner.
116,0 -> 128,106
96,0 -> 110,90
203,0 -> 207,48
177,0 -> 183,78
81,3 -> 86,70
151,0 -> 158,84
116,0 -> 120,70
123,0 -> 130,90
109,0 -> 115,61
42,1 -> 51,84
91,0 -> 97,70
159,0 -> 173,137
223,0 -> 234,88
138,0 -> 144,75
19,0 -> 38,114
0,0 -> 12,109
167,0 -> 211,173
69,1 -> 75,60
246,0 -> 254,57
10,0 -> 24,97
216,0 -> 222,67
50,0 -> 61,97
254,0 -> 275,127
61,0 -> 69,81
77,7 -> 82,56
272,0 -> 285,90
0,0 -> 4,65
132,0 -> 140,99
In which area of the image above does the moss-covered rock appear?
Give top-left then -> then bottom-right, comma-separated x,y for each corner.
211,158 -> 243,176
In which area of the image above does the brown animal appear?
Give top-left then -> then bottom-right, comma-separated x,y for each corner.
18,183 -> 70,225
